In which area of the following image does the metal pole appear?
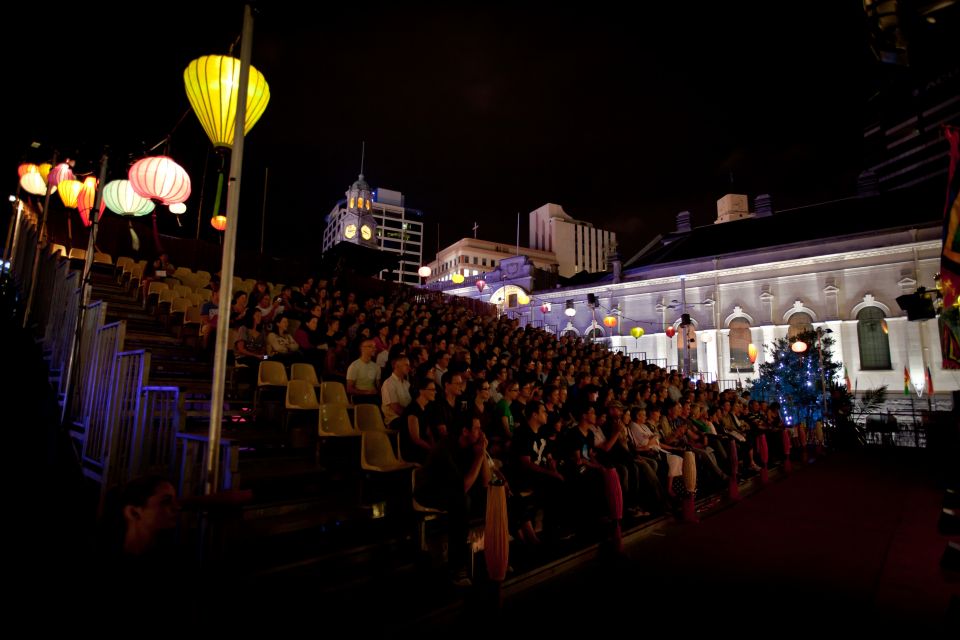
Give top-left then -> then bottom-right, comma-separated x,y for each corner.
681,276 -> 688,379
259,166 -> 268,256
22,151 -> 58,328
206,3 -> 254,495
817,328 -> 828,423
61,152 -> 109,426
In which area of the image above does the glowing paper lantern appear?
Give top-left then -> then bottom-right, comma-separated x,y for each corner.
169,202 -> 187,214
791,340 -> 808,353
48,162 -> 74,187
20,172 -> 52,196
603,315 -> 617,328
880,319 -> 889,334
76,177 -> 106,227
518,292 -> 530,305
128,155 -> 191,205
38,163 -> 52,181
184,55 -> 271,149
665,326 -> 676,338
540,302 -> 551,314
451,273 -> 465,284
748,344 -> 758,364
565,300 -> 576,317
17,163 -> 38,178
418,266 -> 431,278
57,179 -> 82,208
630,326 -> 644,338
103,180 -> 154,217
476,278 -> 486,293
211,215 -> 227,231
701,333 -> 713,343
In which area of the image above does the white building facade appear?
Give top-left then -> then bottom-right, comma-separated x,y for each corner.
425,237 -> 556,284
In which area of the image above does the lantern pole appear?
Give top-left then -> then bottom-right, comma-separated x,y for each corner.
680,275 -> 689,379
206,3 -> 254,496
22,151 -> 58,329
59,153 -> 109,426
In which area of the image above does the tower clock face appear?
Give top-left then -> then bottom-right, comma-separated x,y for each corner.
344,224 -> 357,239
360,224 -> 372,240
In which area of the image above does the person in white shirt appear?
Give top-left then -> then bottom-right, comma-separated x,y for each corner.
346,339 -> 381,404
381,355 -> 412,429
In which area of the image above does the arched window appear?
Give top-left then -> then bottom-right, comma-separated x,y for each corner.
586,324 -> 605,340
857,306 -> 891,370
729,317 -> 752,372
787,312 -> 813,338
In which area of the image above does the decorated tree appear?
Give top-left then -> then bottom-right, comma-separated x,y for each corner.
748,329 -> 850,427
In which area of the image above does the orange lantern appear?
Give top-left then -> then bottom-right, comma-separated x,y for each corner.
128,155 -> 192,205
747,343 -> 758,364
211,215 -> 227,231
603,315 -> 617,328
17,163 -> 38,178
665,325 -> 676,338
77,177 -> 106,227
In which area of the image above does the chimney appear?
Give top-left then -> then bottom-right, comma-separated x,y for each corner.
754,193 -> 773,217
715,193 -> 751,224
676,211 -> 692,233
857,170 -> 880,197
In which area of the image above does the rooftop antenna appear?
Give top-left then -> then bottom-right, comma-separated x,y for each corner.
360,141 -> 365,176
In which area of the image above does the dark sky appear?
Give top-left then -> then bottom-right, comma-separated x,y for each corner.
4,2 -> 883,262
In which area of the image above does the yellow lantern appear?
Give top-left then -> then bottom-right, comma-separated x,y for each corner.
630,326 -> 644,339
57,179 -> 82,208
748,344 -> 758,364
211,215 -> 227,231
451,273 -> 465,284
184,55 -> 271,149
38,163 -> 52,181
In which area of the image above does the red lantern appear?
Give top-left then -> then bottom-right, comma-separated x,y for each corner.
211,215 -> 227,231
665,326 -> 676,338
476,278 -> 486,293
77,177 -> 106,227
128,155 -> 192,205
603,315 -> 617,328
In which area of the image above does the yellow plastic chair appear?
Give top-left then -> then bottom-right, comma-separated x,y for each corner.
291,363 -> 321,387
355,403 -> 390,432
321,381 -> 351,406
285,379 -> 319,430
255,360 -> 289,413
318,403 -> 359,437
361,430 -> 415,473
50,244 -> 67,258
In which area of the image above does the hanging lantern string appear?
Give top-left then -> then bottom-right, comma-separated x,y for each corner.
524,295 -> 663,328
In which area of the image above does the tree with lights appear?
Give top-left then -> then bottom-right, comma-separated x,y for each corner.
748,329 -> 851,428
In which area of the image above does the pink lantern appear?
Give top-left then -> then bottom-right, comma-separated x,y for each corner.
540,302 -> 551,314
128,155 -> 191,205
77,177 -> 106,227
476,278 -> 486,293
48,162 -> 75,187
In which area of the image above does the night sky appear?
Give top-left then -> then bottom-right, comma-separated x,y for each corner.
4,2 -> 885,263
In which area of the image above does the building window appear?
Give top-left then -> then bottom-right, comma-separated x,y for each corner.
787,312 -> 814,338
728,318 -> 753,372
490,260 -> 496,267
857,307 -> 891,370
481,258 -> 487,266
473,256 -> 478,264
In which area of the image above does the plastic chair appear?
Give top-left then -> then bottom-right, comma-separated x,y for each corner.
355,403 -> 390,432
321,381 -> 351,406
50,244 -> 67,258
68,248 -> 87,261
291,363 -> 321,387
412,467 -> 446,550
285,379 -> 319,430
318,403 -> 358,437
255,360 -> 289,413
361,430 -> 415,473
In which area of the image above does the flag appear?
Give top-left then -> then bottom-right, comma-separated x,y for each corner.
925,366 -> 934,395
843,365 -> 852,393
940,125 -> 960,369
903,366 -> 911,396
